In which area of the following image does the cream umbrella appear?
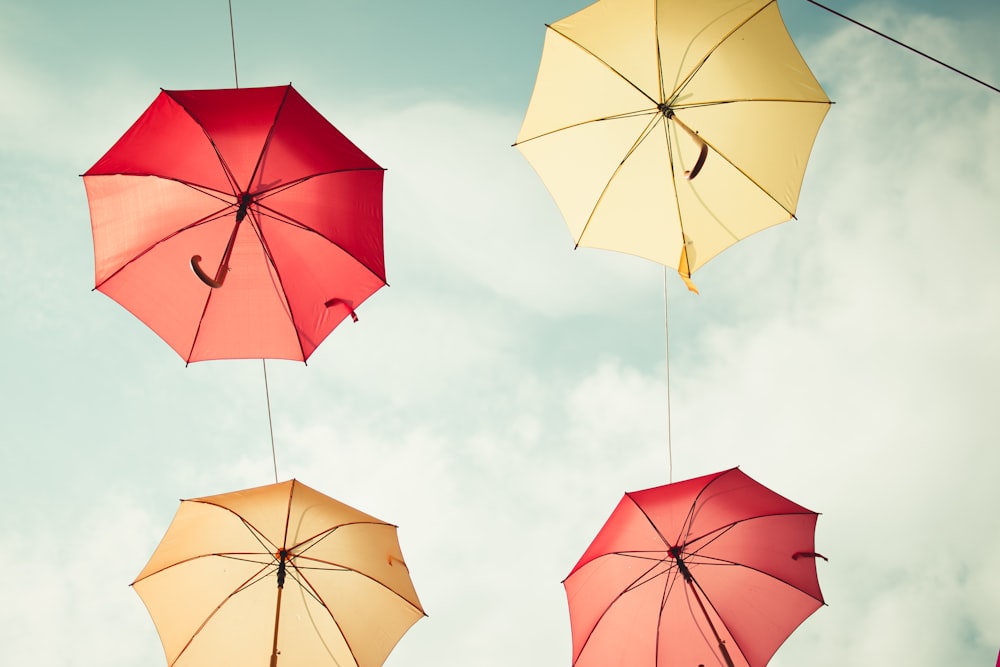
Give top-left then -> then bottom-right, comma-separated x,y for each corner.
132,479 -> 425,667
515,0 -> 830,291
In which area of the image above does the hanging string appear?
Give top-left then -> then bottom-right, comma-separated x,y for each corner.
263,359 -> 279,483
663,267 -> 674,483
804,0 -> 1000,95
227,0 -> 276,482
228,0 -> 240,88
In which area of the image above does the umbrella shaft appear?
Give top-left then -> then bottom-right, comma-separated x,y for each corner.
685,577 -> 735,667
270,579 -> 285,667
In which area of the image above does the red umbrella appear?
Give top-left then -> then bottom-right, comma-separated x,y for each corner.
83,84 -> 385,363
564,468 -> 826,667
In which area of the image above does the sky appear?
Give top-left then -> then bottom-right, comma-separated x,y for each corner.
1,0 -> 998,665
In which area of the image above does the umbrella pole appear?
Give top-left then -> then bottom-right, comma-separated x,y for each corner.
270,552 -> 287,667
269,586 -> 284,667
674,552 -> 735,667
685,579 -> 735,667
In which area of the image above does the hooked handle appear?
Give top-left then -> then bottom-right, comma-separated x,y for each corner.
191,255 -> 226,288
325,298 -> 359,322
670,114 -> 709,180
190,194 -> 251,288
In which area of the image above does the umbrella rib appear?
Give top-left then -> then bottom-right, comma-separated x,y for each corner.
132,551 -> 273,583
253,166 -> 387,199
672,98 -> 831,110
244,86 -> 293,195
171,561 -> 278,666
292,554 -> 426,620
683,515 -> 827,604
574,112 -> 665,247
187,499 -> 281,555
93,202 -> 238,292
546,22 -> 658,105
240,210 -> 308,361
513,108 -> 660,146
673,98 -> 829,222
287,521 -> 426,612
660,112 -> 695,270
660,566 -> 723,667
241,201 -> 386,362
665,1 -> 776,105
682,571 -> 738,667
290,521 -> 391,556
163,90 -> 243,196
85,173 -> 236,201
253,197 -> 388,283
285,565 -> 364,667
277,553 -> 424,667
624,491 -> 676,550
666,468 -> 739,549
574,556 -> 671,664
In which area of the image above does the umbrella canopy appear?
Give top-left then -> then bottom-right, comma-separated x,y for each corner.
133,479 -> 425,667
515,0 -> 830,290
83,84 -> 385,362
564,468 -> 825,667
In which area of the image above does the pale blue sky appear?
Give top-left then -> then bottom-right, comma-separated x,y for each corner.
1,1 -> 998,665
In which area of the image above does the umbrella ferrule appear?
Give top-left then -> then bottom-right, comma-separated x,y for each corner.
235,192 -> 253,222
669,546 -> 693,582
276,549 -> 288,588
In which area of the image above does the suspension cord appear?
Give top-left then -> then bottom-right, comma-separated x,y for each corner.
663,267 -> 674,483
229,0 -> 277,483
263,360 -> 279,483
804,0 -> 1000,94
228,0 -> 240,88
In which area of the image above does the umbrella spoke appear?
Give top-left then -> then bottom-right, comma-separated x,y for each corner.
547,24 -> 659,107
664,1 -> 774,104
574,111 -> 666,246
514,107 -> 660,145
170,559 -> 275,665
574,555 -> 670,662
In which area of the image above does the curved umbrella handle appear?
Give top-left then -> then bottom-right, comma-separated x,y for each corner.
686,141 -> 708,180
191,255 -> 226,288
325,298 -> 359,322
671,114 -> 709,180
190,202 -> 247,289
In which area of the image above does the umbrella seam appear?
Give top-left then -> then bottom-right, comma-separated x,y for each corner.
162,90 -> 243,196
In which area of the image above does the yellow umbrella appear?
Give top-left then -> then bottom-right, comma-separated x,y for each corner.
132,479 -> 425,667
515,0 -> 830,291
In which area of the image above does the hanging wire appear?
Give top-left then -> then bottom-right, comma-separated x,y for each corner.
227,0 -> 277,482
228,0 -> 240,88
663,267 -> 674,483
263,359 -> 279,483
805,0 -> 1000,95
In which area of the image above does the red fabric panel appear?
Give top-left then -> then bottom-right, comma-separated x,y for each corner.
84,90 -> 235,193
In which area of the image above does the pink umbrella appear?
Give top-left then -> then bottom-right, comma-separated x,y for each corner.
565,468 -> 826,667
